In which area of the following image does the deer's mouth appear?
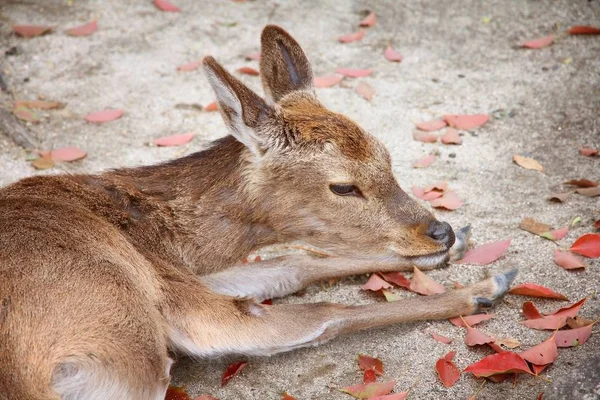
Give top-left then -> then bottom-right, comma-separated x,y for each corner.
406,251 -> 450,269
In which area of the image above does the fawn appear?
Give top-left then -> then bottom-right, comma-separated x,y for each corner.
0,25 -> 516,400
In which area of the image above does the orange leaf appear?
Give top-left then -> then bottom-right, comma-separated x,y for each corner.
15,100 -> 64,110
522,301 -> 543,320
520,336 -> 558,365
204,102 -> 218,111
177,60 -> 201,72
519,217 -> 551,235
358,354 -> 384,375
513,154 -> 543,172
509,283 -> 567,300
463,352 -> 532,378
521,35 -> 554,49
355,81 -> 375,101
85,109 -> 123,123
154,0 -> 181,12
314,74 -> 343,88
455,239 -> 510,265
384,45 -> 402,62
554,250 -> 586,270
363,369 -> 377,384
362,274 -> 393,291
430,332 -> 452,344
409,266 -> 445,295
359,12 -> 376,27
335,68 -> 373,78
338,30 -> 366,43
66,20 -> 98,36
51,146 -> 87,162
441,128 -> 461,145
166,385 -> 191,400
13,25 -> 53,38
568,25 -> 600,35
412,154 -> 435,168
443,114 -> 488,130
449,314 -> 494,327
435,351 -> 460,388
31,155 -> 55,170
339,380 -> 395,399
570,233 -> 600,258
221,361 -> 247,386
555,324 -> 594,347
415,119 -> 446,131
281,393 -> 296,400
154,133 -> 195,147
237,66 -> 259,76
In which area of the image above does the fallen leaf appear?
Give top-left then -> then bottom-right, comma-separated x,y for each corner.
488,342 -> 506,354
379,272 -> 411,289
424,181 -> 449,192
281,393 -> 296,400
178,61 -> 201,71
204,102 -> 218,111
412,130 -> 438,143
237,67 -> 259,76
443,114 -> 488,130
455,239 -> 510,265
509,283 -> 567,300
513,154 -> 543,172
495,337 -> 521,349
154,0 -> 181,12
359,12 -> 376,27
154,133 -> 195,147
409,266 -> 445,295
436,351 -> 460,388
555,324 -> 594,347
429,191 -> 463,210
463,352 -> 532,378
570,233 -> 600,258
576,187 -> 600,197
221,361 -> 247,386
384,45 -> 403,62
564,179 -> 599,188
415,119 -> 447,131
381,289 -> 402,302
554,250 -> 586,270
314,75 -> 343,88
245,51 -> 261,61
549,192 -> 571,202
51,146 -> 87,162
412,154 -> 436,168
12,25 -> 53,38
338,30 -> 366,43
595,220 -> 600,230
567,316 -> 595,329
522,301 -> 543,320
579,147 -> 598,156
441,128 -> 462,145
368,394 -> 407,400
449,314 -> 495,327
540,226 -> 568,241
166,385 -> 191,400
465,326 -> 494,346
521,316 -> 568,330
13,105 -> 40,123
339,380 -> 396,399
363,369 -> 377,384
355,81 -> 375,101
430,332 -> 453,344
568,25 -> 600,35
194,396 -> 219,400
335,68 -> 373,78
358,354 -> 384,375
15,100 -> 64,110
362,274 -> 393,291
261,299 -> 272,305
548,298 -> 587,318
520,336 -> 558,365
519,217 -> 550,235
31,155 -> 55,170
521,35 -> 554,49
66,20 -> 98,36
85,109 -> 123,123
532,365 -> 547,376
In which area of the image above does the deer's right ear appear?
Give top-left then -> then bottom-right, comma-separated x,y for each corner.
202,56 -> 273,156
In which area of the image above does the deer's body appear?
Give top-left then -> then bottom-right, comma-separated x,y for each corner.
0,26 -> 515,400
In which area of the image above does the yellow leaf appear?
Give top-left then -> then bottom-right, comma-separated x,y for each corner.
513,154 -> 543,172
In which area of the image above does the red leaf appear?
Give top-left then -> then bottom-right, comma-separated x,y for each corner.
555,324 -> 594,347
177,60 -> 201,72
358,354 -> 384,375
429,191 -> 462,210
384,45 -> 403,62
153,133 -> 195,147
355,81 -> 375,101
51,146 -> 87,162
245,51 -> 261,61
409,266 -> 445,295
335,68 -> 373,78
237,67 -> 259,76
521,35 -> 554,49
415,119 -> 446,132
339,381 -> 395,399
412,154 -> 435,168
154,0 -> 181,12
13,25 -> 53,38
430,332 -> 452,344
463,352 -> 532,378
579,147 -> 598,156
281,393 -> 296,400
221,361 -> 247,386
532,364 -> 547,376
509,283 -> 567,300
359,12 -> 377,27
424,181 -> 449,192
441,128 -> 462,145
568,25 -> 600,35
412,130 -> 438,143
548,298 -> 587,318
455,239 -> 510,265
444,350 -> 456,361
204,102 -> 218,111
520,336 -> 558,365
443,114 -> 488,130
369,394 -> 408,400
85,109 -> 123,123
522,301 -> 543,320
521,316 -> 567,330
465,326 -> 494,346
363,369 -> 377,384
564,179 -> 599,188
379,272 -> 411,289
570,233 -> 600,258
488,342 -> 505,353
554,250 -> 586,270
449,314 -> 494,327
362,274 -> 393,291
66,20 -> 98,36
194,396 -> 219,400
166,385 -> 191,400
595,219 -> 600,230
338,30 -> 366,43
435,352 -> 460,388
261,299 -> 272,305
541,226 -> 568,241
314,74 -> 343,88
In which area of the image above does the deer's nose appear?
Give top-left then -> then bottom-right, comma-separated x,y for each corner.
426,220 -> 455,249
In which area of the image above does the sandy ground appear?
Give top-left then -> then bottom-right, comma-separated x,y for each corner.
1,0 -> 599,399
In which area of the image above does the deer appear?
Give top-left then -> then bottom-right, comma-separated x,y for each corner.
0,25 -> 516,400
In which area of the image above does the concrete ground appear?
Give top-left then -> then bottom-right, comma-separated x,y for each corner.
1,0 -> 599,399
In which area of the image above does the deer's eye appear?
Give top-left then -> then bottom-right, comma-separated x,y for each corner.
330,184 -> 362,197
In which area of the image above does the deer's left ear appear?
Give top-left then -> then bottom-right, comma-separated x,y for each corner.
260,25 -> 315,102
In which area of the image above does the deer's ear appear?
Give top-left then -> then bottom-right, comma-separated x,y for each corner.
202,56 -> 273,156
259,25 -> 315,102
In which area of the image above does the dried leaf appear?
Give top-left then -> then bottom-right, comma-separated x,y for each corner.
66,20 -> 98,36
335,68 -> 373,78
429,191 -> 463,210
522,301 -> 543,320
555,324 -> 594,347
384,45 -> 403,62
339,381 -> 395,399
465,326 -> 494,346
521,35 -> 554,49
338,30 -> 366,43
412,130 -> 438,143
463,352 -> 532,378
13,105 -> 40,123
281,393 -> 296,400
359,12 -> 376,27
412,154 -> 435,168
221,361 -> 247,386
430,332 -> 453,344
31,155 -> 55,170
237,67 -> 259,76
358,354 -> 384,375
554,250 -> 586,270
570,233 -> 600,258
495,337 -> 521,349
519,217 -> 550,235
443,114 -> 488,130
85,109 -> 123,123
415,119 -> 446,132
455,239 -> 510,265
379,272 -> 411,289
520,336 -> 558,365
362,274 -> 393,291
549,192 -> 571,202
204,102 -> 218,111
13,25 -> 53,38
154,133 -> 195,147
314,75 -> 343,88
154,0 -> 181,12
568,26 -> 600,35
441,128 -> 461,145
166,385 -> 191,400
436,352 -> 460,388
513,154 -> 543,172
564,179 -> 599,188
449,314 -> 495,327
409,266 -> 445,295
355,81 -> 375,101
576,187 -> 600,197
509,283 -> 567,300
15,100 -> 64,110
177,61 -> 201,72
381,289 -> 402,302
51,146 -> 87,162
567,316 -> 595,329
579,147 -> 598,156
